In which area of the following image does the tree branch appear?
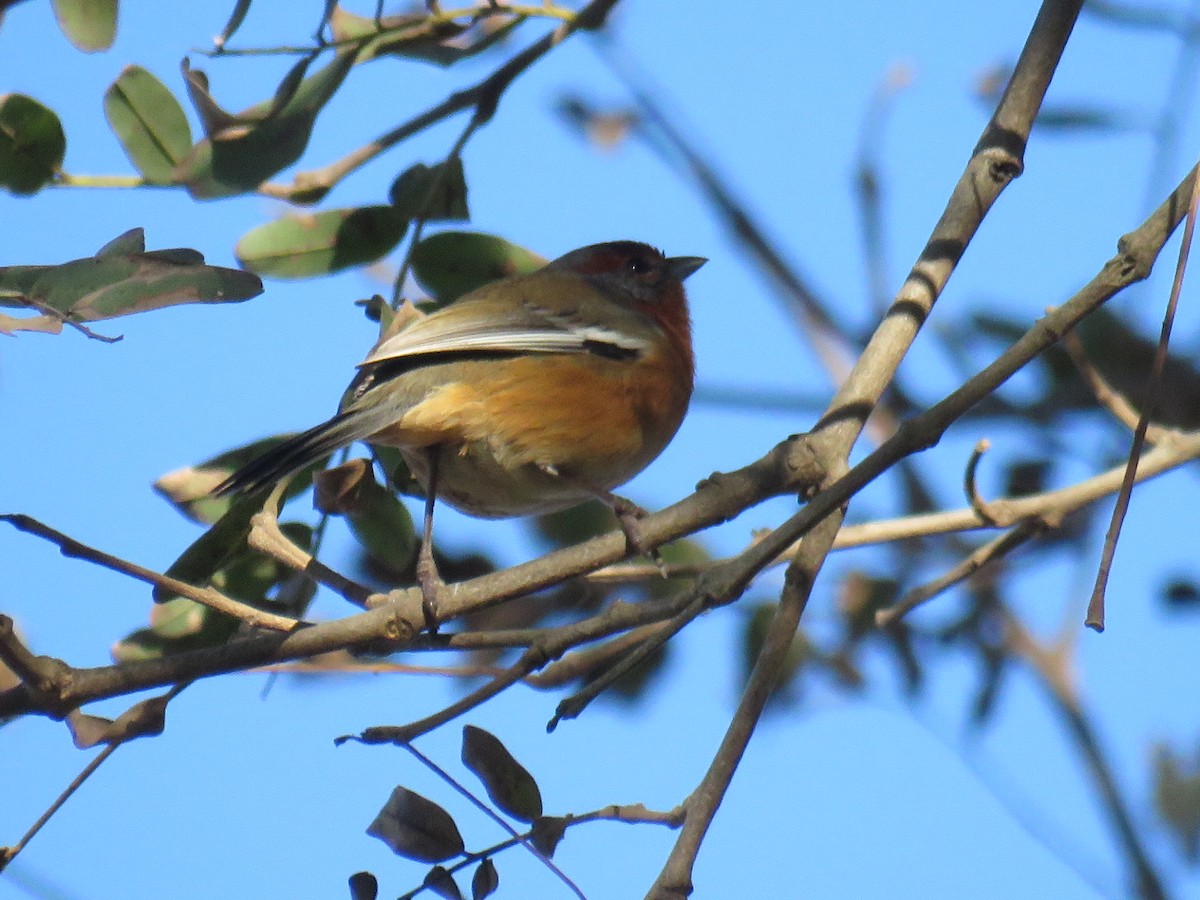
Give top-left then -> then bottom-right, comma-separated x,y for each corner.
647,2 -> 1086,893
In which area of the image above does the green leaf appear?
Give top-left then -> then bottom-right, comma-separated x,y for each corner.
313,460 -> 417,575
329,8 -> 461,62
367,787 -> 465,863
112,599 -> 240,662
51,0 -> 117,52
400,18 -> 521,67
330,7 -> 522,66
175,50 -> 356,198
152,492 -> 263,603
96,228 -> 147,257
236,206 -> 407,279
389,159 -> 469,222
155,433 -> 331,525
148,597 -> 212,639
177,58 -> 238,137
461,725 -> 542,822
104,66 -> 193,184
213,0 -> 253,51
534,502 -> 618,548
217,521 -> 315,613
412,232 -> 544,304
0,228 -> 263,325
742,601 -> 811,705
0,94 -> 66,195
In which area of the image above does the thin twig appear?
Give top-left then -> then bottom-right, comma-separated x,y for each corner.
390,113 -> 485,308
347,647 -> 544,745
876,518 -> 1049,627
595,35 -> 857,389
963,439 -> 998,525
247,504 -> 376,609
1000,606 -> 1168,898
648,3 -> 1085,894
547,600 -> 701,730
391,801 -> 682,900
0,682 -> 188,872
258,0 -> 619,202
402,741 -> 586,900
525,620 -> 674,688
1062,329 -> 1169,438
0,743 -> 119,873
0,514 -> 301,632
1087,157 -> 1200,631
253,657 -> 508,678
856,62 -> 916,317
204,2 -> 575,57
4,294 -> 123,343
649,513 -> 842,897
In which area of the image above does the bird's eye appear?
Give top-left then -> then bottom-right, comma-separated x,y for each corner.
626,256 -> 651,274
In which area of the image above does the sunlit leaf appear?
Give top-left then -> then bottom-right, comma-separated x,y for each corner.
51,0 -> 116,51
104,66 -> 193,183
330,7 -> 518,66
155,433 -> 330,525
0,228 -> 263,324
0,311 -> 63,336
112,601 -> 239,662
175,50 -> 355,198
213,0 -> 253,50
149,597 -> 211,639
236,206 -> 407,278
411,231 -> 543,304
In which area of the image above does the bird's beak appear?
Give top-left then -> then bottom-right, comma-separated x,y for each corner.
667,255 -> 707,282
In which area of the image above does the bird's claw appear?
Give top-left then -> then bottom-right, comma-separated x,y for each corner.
610,498 -> 668,577
415,545 -> 443,633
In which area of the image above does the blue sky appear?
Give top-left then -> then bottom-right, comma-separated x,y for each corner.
4,1 -> 1200,898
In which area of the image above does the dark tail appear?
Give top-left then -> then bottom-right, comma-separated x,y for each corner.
212,412 -> 366,497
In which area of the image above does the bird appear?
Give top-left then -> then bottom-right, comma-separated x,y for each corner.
213,240 -> 706,625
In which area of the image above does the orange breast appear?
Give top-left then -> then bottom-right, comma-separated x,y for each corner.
368,345 -> 691,512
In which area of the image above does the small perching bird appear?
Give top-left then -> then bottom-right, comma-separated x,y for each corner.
215,240 -> 706,624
